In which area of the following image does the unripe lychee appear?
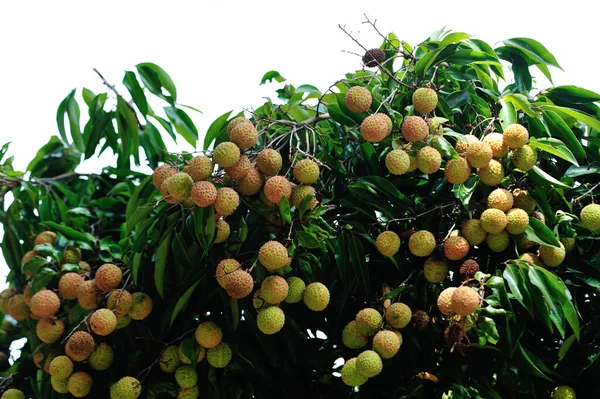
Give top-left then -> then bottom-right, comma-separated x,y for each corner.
165,172 -> 194,203
35,231 -> 57,246
23,284 -> 34,306
385,303 -> 411,329
511,144 -> 537,171
355,308 -> 382,336
375,231 -> 400,257
513,189 -> 536,214
539,242 -> 566,267
293,159 -> 319,184
30,289 -> 60,318
183,155 -> 213,182
478,158 -> 505,186
503,123 -> 529,148
77,280 -> 101,310
227,116 -> 251,135
214,187 -> 239,215
160,345 -> 180,373
437,287 -> 457,316
451,286 -> 480,316
225,155 -> 251,179
59,272 -> 84,300
153,164 -> 177,190
95,263 -> 122,292
290,185 -> 317,209
36,318 -> 65,343
190,181 -> 217,207
261,276 -> 289,305
412,87 -> 438,114
175,365 -> 198,388
116,315 -> 132,329
89,342 -> 114,371
401,116 -> 428,142
560,237 -> 575,254
66,331 -> 95,362
229,122 -> 258,149
107,289 -> 133,316
460,259 -> 480,280
581,203 -> 600,230
416,146 -> 442,174
78,260 -> 91,275
256,149 -> 283,176
481,209 -> 508,234
258,241 -> 289,271
346,86 -> 372,113
407,154 -> 418,171
423,257 -> 449,283
551,385 -> 576,399
483,132 -> 509,158
49,355 -> 74,379
428,118 -> 443,136
455,134 -> 479,153
224,270 -> 254,299
51,376 -> 69,394
355,350 -> 383,378
443,236 -> 470,261
257,306 -> 285,334
462,219 -> 487,246
109,377 -> 142,399
284,277 -> 306,304
408,230 -> 436,257
67,371 -> 93,398
206,342 -> 232,368
303,282 -> 330,311
90,308 -> 117,336
506,208 -> 529,235
263,176 -> 292,205
385,149 -> 410,175
487,188 -> 513,212
215,219 -> 230,243
373,330 -> 401,359
178,342 -> 205,365
216,259 -> 241,287
342,321 -> 369,349
7,294 -> 30,321
360,113 -> 388,142
0,288 -> 14,314
237,167 -> 264,196
212,142 -> 240,168
129,292 -> 153,320
445,157 -> 472,184
519,252 -> 543,266
466,141 -> 493,168
341,357 -> 368,387
195,321 -> 222,349
486,231 -> 510,252
363,48 -> 385,67
61,247 -> 82,265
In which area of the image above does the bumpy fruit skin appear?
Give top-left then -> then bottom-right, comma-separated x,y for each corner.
129,292 -> 153,320
95,263 -> 122,292
560,237 -> 575,254
35,230 -> 57,246
356,308 -> 383,336
257,306 -> 285,334
375,231 -> 400,257
237,167 -> 264,196
486,231 -> 510,252
153,164 -> 178,190
412,87 -> 438,114
581,203 -> 600,230
362,48 -> 385,67
7,294 -> 30,321
407,155 -> 418,171
462,219 -> 487,246
423,258 -> 449,283
190,181 -> 217,207
77,280 -> 101,310
61,247 -> 82,265
520,252 -> 543,266
166,172 -> 194,203
487,188 -> 514,212
512,144 -> 537,171
183,155 -> 213,182
373,330 -> 401,359
212,142 -> 240,168
443,236 -> 470,261
66,331 -> 95,362
59,272 -> 84,300
341,357 -> 369,387
89,342 -> 114,371
263,176 -> 292,205
293,159 -> 319,184
503,123 -> 529,148
506,208 -> 529,234
539,242 -> 566,267
428,118 -> 443,136
49,355 -> 74,379
481,209 -> 508,234
261,276 -> 289,305
445,157 -> 471,184
416,146 -> 442,174
460,260 -> 480,280
90,308 -> 117,336
78,260 -> 91,275
290,185 -> 317,209
67,371 -> 93,397
483,132 -> 509,158
0,288 -> 14,314
513,189 -> 536,214
207,342 -> 232,368
342,321 -> 369,349
437,287 -> 457,316
195,321 -> 222,349
51,376 -> 69,394
551,385 -> 576,399
30,289 -> 60,318
356,350 -> 383,378
284,277 -> 306,304
466,141 -> 493,168
224,270 -> 254,299
408,230 -> 436,257
214,187 -> 240,216
160,345 -> 180,373
346,86 -> 372,113
1,390 -> 25,399
178,386 -> 199,399
256,149 -> 283,176
36,318 -> 65,343
478,159 -> 505,186
455,134 -> 479,153
107,289 -> 133,316
385,149 -> 410,175
385,303 -> 411,329
224,155 -> 251,179
258,241 -> 289,271
215,259 -> 241,287
303,282 -> 330,311
451,287 -> 480,316
227,116 -> 251,135
229,123 -> 258,149
109,377 -> 142,399
175,365 -> 198,388
214,219 -> 230,244
360,114 -> 388,143
402,116 -> 428,142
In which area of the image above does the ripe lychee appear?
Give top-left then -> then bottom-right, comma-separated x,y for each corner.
478,158 -> 505,186
36,318 -> 65,343
206,343 -> 232,368
67,371 -> 93,398
375,231 -> 400,257
107,289 -> 133,316
195,321 -> 222,349
214,187 -> 240,215
216,258 -> 241,287
229,122 -> 258,149
165,172 -> 194,203
513,189 -> 536,214
385,303 -> 411,329
190,181 -> 217,207
257,306 -> 285,334
424,257 -> 449,283
356,350 -> 383,378
261,276 -> 289,305
65,331 -> 95,362
293,159 -> 319,184
483,132 -> 509,158
437,287 -> 457,316
486,231 -> 510,252
95,263 -> 122,292
408,230 -> 436,257
58,272 -> 83,300
346,86 -> 372,113
443,236 -> 470,261
290,185 -> 317,209
29,289 -> 60,318
160,345 -> 180,373
512,144 -> 537,171
385,149 -> 410,175
256,149 -> 283,176
109,377 -> 142,399
342,321 -> 369,349
355,308 -> 382,336
451,286 -> 480,316
455,134 -> 479,153
263,176 -> 292,205
362,48 -> 385,67
35,231 -> 57,246
487,188 -> 513,212
461,219 -> 487,246
373,330 -> 401,359
7,294 -> 30,321
412,87 -> 438,114
225,155 -> 251,179
303,282 -> 330,311
506,208 -> 529,235
90,308 -> 117,336
227,116 -> 251,135
460,259 -> 480,280
49,355 -> 74,379
153,164 -> 177,190
237,167 -> 264,196
519,252 -> 543,266
581,203 -> 600,230
466,141 -> 493,168
341,357 -> 368,387
539,242 -> 566,267
416,146 -> 442,174
224,270 -> 254,299
503,123 -> 529,148
360,114 -> 388,143
258,241 -> 289,271
129,292 -> 153,320
183,155 -> 213,182
215,219 -> 230,243
401,116 -> 428,142
77,280 -> 101,310
175,365 -> 198,388
89,342 -> 114,371
284,277 -> 306,304
445,157 -> 472,184
481,209 -> 508,234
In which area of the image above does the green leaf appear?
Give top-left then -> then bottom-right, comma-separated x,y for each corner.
170,279 -> 202,327
131,252 -> 143,287
503,262 -> 534,317
260,70 -> 286,85
279,196 -> 292,225
514,344 -> 552,381
529,166 -> 572,189
502,38 -> 561,69
528,137 -> 578,166
499,100 -> 517,129
123,71 -> 149,116
32,268 -> 57,292
431,136 -> 459,160
538,104 -> 600,132
541,110 -> 586,161
349,234 -> 369,295
164,106 -> 198,147
136,63 -> 177,105
503,94 -> 537,118
155,228 -> 173,297
296,230 -> 320,249
545,85 -> 600,104
43,221 -> 92,244
445,49 -> 502,66
203,110 -> 232,150
525,217 -> 561,248
564,164 -> 600,178
67,92 -> 84,152
21,257 -> 49,277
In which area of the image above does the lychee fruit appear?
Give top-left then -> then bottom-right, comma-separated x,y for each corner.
385,149 -> 410,175
160,345 -> 180,373
29,289 -> 60,318
482,132 -> 509,158
51,376 -> 69,394
212,142 -> 241,168
380,113 -> 393,136
284,277 -> 306,304
481,209 -> 508,234
355,350 -> 383,378
412,87 -> 438,114
215,258 -> 241,287
107,289 -> 133,316
373,330 -> 401,359
455,134 -> 479,153
342,321 -> 369,349
258,241 -> 289,271
511,144 -> 537,171
237,167 -> 264,196
215,219 -> 230,243
7,294 -> 30,321
153,164 -> 177,190
466,141 -> 493,168
58,272 -> 84,300
256,149 -> 283,176
362,48 -> 385,67
109,376 -> 142,399
95,263 -> 122,292
190,181 -> 217,207
178,342 -> 205,365
581,203 -> 600,230
214,187 -> 240,215
385,302 -> 411,329
61,247 -> 82,265
341,357 -> 368,387
165,172 -> 194,203
520,252 -> 543,266
401,116 -> 428,142
513,189 -> 536,214
206,343 -> 232,368
303,282 -> 330,311
551,385 -> 576,399
90,308 -> 117,336
89,342 -> 114,371
129,292 -> 153,320
183,155 -> 213,182
437,287 -> 457,316
77,280 -> 101,310
67,371 -> 93,398
261,276 -> 289,305
35,231 -> 57,246
257,306 -> 285,334
225,155 -> 251,179
345,86 -> 372,113
224,270 -> 254,299
506,208 -> 529,235
49,355 -> 74,379
416,146 -> 442,174
290,185 -> 317,209
175,365 -> 198,388
423,257 -> 449,283
428,118 -> 443,136
36,318 -> 65,343
227,116 -> 251,135
560,237 -> 575,254
486,231 -> 510,252
443,236 -> 470,261
229,122 -> 258,149
355,308 -> 382,336
360,113 -> 388,143
451,286 -> 480,316
375,231 -> 400,257
503,123 -> 529,148
293,159 -> 319,184
263,176 -> 292,205
539,242 -> 566,267
408,230 -> 436,257
195,321 -> 222,349
487,188 -> 514,212
460,259 -> 480,280
445,157 -> 472,184
461,219 -> 487,246
65,331 -> 95,362
116,315 -> 132,329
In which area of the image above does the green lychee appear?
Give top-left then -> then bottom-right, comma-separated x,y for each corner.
212,142 -> 240,168
423,257 -> 449,283
257,306 -> 285,334
375,231 -> 400,257
511,144 -> 537,171
412,87 -> 438,114
503,123 -> 529,148
385,149 -> 410,175
444,157 -> 471,184
303,282 -> 330,311
416,146 -> 442,174
581,203 -> 600,230
345,86 -> 372,113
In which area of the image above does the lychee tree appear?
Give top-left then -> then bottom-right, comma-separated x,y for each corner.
1,21 -> 600,399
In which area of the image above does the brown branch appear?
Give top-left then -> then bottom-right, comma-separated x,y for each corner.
93,68 -> 146,130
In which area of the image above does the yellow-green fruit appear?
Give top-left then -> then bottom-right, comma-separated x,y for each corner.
445,157 -> 471,184
519,252 -> 543,266
355,350 -> 383,378
503,123 -> 529,148
51,376 -> 69,394
560,237 -> 575,254
66,331 -> 95,362
224,270 -> 254,299
385,149 -> 410,175
178,386 -> 199,399
342,321 -> 369,349
385,302 -> 411,329
284,277 -> 305,304
95,263 -> 122,292
451,286 -> 480,316
190,181 -> 217,207
77,280 -> 101,310
345,86 -> 372,113
407,155 -> 418,171
513,189 -> 536,214
67,371 -> 92,397
237,167 -> 264,196
129,292 -> 153,320
293,159 -> 319,184
372,330 -> 401,359
227,116 -> 251,135
216,259 -> 241,287
214,187 -> 240,216
0,288 -> 14,314
35,230 -> 57,246
256,149 -> 283,176
437,287 -> 457,316
116,315 -> 132,329
401,116 -> 428,142
483,132 -> 509,158
412,87 -> 438,114
355,308 -> 382,336
229,122 -> 258,149
486,231 -> 510,252
462,219 -> 487,246
90,308 -> 117,336
89,343 -> 114,371
160,345 -> 181,373
109,377 -> 142,399
506,208 -> 529,235
175,365 -> 198,389
195,321 -> 222,349
512,144 -> 537,171
408,230 -> 436,257
341,357 -> 369,387
258,241 -> 289,271
30,289 -> 60,318
539,242 -> 566,267
212,142 -> 240,168
478,159 -> 505,186
428,118 -> 443,136
165,173 -> 194,203
581,203 -> 600,230
375,231 -> 400,257
290,185 -> 317,209
466,141 -> 493,168
78,260 -> 91,275
263,176 -> 292,205
214,219 -> 230,243
206,342 -> 232,368
416,146 -> 442,174
107,289 -> 133,316
443,236 -> 470,261
487,188 -> 514,212
49,355 -> 74,379
178,344 -> 206,365
551,385 -> 576,399
455,134 -> 479,153
423,258 -> 449,283
360,113 -> 388,143
303,282 -> 330,311
183,155 -> 214,182
58,272 -> 83,300
36,318 -> 65,344
7,294 -> 30,321
224,155 -> 251,179
257,306 -> 285,334
261,276 -> 289,305
481,209 -> 508,234
152,164 -> 178,190
1,390 -> 25,399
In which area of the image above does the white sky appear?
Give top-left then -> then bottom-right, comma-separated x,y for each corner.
1,0 -> 599,286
